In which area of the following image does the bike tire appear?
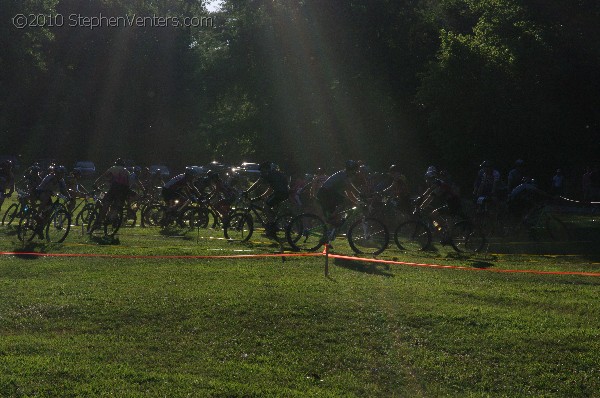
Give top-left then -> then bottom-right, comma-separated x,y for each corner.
347,217 -> 389,255
274,212 -> 294,242
394,220 -> 432,251
18,211 -> 37,242
75,203 -> 95,226
143,204 -> 166,227
104,206 -> 124,237
223,212 -> 254,242
46,207 -> 71,243
180,207 -> 210,229
450,220 -> 486,253
2,203 -> 20,226
286,213 -> 326,252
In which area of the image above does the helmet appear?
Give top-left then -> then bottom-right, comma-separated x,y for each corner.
315,167 -> 323,174
54,165 -> 67,175
425,170 -> 437,179
345,160 -> 359,172
0,160 -> 13,169
133,166 -> 141,174
480,160 -> 492,168
114,158 -> 125,166
426,165 -> 437,174
515,159 -> 524,166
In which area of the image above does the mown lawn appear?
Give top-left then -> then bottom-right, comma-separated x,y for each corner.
0,218 -> 599,397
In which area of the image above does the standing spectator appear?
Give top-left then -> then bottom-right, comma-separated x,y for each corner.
551,169 -> 565,196
473,161 -> 501,200
507,159 -> 525,193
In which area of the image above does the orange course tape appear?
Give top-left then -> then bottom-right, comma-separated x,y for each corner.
0,251 -> 323,260
1,250 -> 599,278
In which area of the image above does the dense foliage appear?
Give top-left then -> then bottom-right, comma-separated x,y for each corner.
1,0 -> 599,182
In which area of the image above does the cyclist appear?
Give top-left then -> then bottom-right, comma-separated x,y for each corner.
65,169 -> 89,213
310,167 -> 328,199
23,164 -> 42,196
0,160 -> 15,212
473,160 -> 502,215
507,159 -> 525,193
92,158 -> 131,230
34,165 -> 71,238
507,178 -> 550,220
162,166 -> 202,213
379,164 -> 411,214
205,170 -> 237,220
316,160 -> 362,226
417,167 -> 465,222
243,161 -> 290,237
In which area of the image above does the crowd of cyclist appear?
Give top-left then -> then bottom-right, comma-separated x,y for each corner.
0,156 -> 580,242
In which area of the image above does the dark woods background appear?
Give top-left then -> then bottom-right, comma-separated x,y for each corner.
1,0 -> 599,192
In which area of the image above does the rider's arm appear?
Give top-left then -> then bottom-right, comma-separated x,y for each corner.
59,179 -> 71,200
93,170 -> 110,188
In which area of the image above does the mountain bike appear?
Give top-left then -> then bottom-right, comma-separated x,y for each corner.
2,190 -> 30,226
497,201 -> 571,242
223,195 -> 293,243
17,195 -> 71,243
285,196 -> 389,255
85,191 -> 124,238
394,205 -> 486,253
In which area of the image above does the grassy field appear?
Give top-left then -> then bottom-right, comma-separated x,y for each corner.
1,206 -> 600,396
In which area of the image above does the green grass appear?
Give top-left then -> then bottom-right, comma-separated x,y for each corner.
1,204 -> 600,396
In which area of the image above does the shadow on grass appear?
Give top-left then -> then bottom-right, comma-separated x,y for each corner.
89,235 -> 120,245
11,243 -> 49,259
471,261 -> 495,269
334,257 -> 394,277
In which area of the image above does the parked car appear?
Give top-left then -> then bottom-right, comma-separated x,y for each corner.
238,162 -> 260,174
73,161 -> 96,177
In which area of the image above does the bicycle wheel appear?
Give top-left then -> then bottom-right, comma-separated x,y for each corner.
104,206 -> 123,237
450,220 -> 486,253
45,207 -> 71,243
273,213 -> 294,242
394,220 -> 431,251
18,211 -> 38,242
75,203 -> 95,226
143,204 -> 166,227
286,213 -> 326,252
179,207 -> 210,229
347,217 -> 389,255
223,211 -> 254,242
2,203 -> 20,226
